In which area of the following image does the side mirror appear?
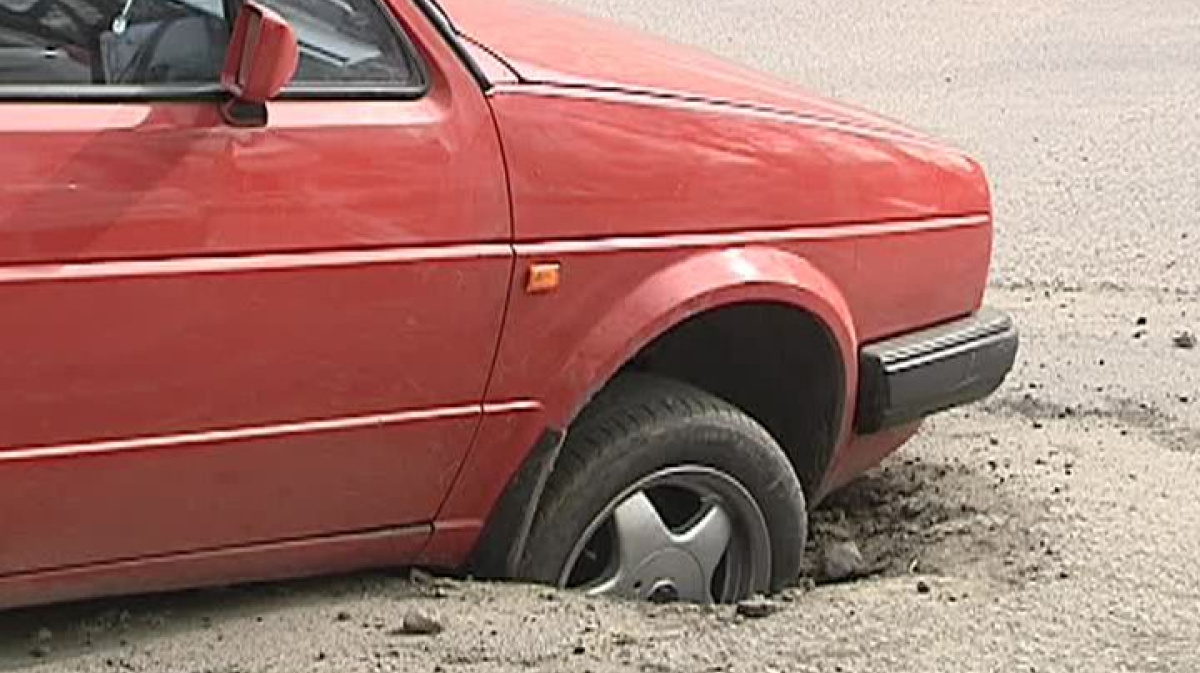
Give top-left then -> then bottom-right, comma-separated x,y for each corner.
220,1 -> 299,126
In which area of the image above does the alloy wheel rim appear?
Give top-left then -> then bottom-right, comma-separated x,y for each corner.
558,466 -> 772,604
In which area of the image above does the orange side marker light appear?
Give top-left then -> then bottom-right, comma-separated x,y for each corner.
526,262 -> 562,294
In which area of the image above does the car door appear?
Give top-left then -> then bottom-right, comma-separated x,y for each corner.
0,0 -> 512,575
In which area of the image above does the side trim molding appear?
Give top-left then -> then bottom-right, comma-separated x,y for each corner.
0,244 -> 512,284
1,400 -> 541,463
516,215 -> 989,256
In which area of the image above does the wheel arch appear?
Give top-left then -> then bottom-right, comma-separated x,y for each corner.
542,245 -> 859,458
462,246 -> 858,577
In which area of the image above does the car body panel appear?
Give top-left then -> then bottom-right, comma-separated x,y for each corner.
438,0 -> 926,139
0,525 -> 430,611
818,422 -> 923,500
0,97 -> 506,264
482,85 -> 992,342
0,1 -> 512,578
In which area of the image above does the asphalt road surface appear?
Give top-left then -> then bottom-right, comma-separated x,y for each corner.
2,0 -> 1198,671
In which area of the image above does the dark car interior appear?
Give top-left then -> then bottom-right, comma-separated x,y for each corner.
0,0 -> 417,89
0,0 -> 228,85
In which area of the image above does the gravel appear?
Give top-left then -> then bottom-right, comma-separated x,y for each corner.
816,540 -> 869,584
1173,331 -> 1197,350
734,596 -> 779,620
391,610 -> 444,636
1,0 -> 1198,671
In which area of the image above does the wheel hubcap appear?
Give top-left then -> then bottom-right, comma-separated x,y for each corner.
558,466 -> 771,604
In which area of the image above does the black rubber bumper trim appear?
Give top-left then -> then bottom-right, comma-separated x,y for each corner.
467,428 -> 566,578
855,308 -> 1019,433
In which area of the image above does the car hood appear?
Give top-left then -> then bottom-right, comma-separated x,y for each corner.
437,0 -> 927,140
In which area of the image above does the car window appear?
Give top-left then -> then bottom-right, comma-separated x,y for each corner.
0,0 -> 228,86
0,0 -> 419,92
256,0 -> 418,89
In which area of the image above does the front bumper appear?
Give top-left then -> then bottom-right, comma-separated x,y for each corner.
854,309 -> 1018,433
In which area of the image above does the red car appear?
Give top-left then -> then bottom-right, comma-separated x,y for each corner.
0,0 -> 1017,608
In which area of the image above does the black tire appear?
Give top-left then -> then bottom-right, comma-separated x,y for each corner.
519,374 -> 808,599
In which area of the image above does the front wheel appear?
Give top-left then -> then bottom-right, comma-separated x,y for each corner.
519,375 -> 808,603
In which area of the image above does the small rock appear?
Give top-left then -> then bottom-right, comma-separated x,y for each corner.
315,651 -> 327,662
572,645 -> 587,656
390,610 -> 443,636
335,611 -> 352,623
1136,316 -> 1148,326
611,632 -> 637,647
409,567 -> 435,585
928,516 -> 986,537
915,580 -> 931,595
30,645 -> 50,659
816,522 -> 854,541
818,540 -> 867,583
1172,331 -> 1197,350
735,596 -> 779,619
